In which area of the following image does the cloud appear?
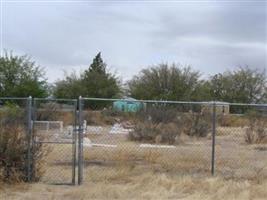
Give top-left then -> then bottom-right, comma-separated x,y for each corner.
2,1 -> 266,82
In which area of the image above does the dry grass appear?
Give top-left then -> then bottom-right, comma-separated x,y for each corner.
1,125 -> 267,199
1,171 -> 267,200
36,126 -> 267,185
83,127 -> 267,179
83,143 -> 210,176
218,114 -> 248,127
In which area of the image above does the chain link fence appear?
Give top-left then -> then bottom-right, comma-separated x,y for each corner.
78,98 -> 267,184
0,97 -> 30,182
215,104 -> 267,180
32,98 -> 77,185
79,98 -> 214,184
1,97 -> 266,185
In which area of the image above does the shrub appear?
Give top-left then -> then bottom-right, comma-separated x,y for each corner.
217,114 -> 248,127
101,109 -> 124,125
129,121 -> 156,143
182,112 -> 211,137
84,111 -> 106,125
129,106 -> 211,144
244,127 -> 255,144
36,102 -> 60,121
0,125 -> 28,182
129,122 -> 181,144
84,110 -> 118,126
136,106 -> 177,124
130,107 -> 184,144
0,105 -> 48,183
84,108 -> 135,126
244,111 -> 267,144
156,123 -> 181,144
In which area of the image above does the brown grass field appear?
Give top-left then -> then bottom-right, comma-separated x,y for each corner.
1,126 -> 267,200
1,173 -> 267,200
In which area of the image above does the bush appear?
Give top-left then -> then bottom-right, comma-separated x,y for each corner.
129,121 -> 156,142
156,123 -> 180,144
101,109 -> 124,124
217,114 -> 248,127
129,122 -> 181,144
136,106 -> 177,124
0,125 -> 28,182
244,111 -> 267,144
129,106 -> 181,144
36,102 -> 60,121
182,112 -> 211,137
84,108 -> 135,126
0,105 -> 48,183
144,106 -> 211,138
129,106 -> 210,144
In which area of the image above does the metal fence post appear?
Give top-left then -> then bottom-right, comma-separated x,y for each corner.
78,96 -> 83,185
26,96 -> 32,182
211,101 -> 216,175
72,100 -> 78,185
31,98 -> 37,181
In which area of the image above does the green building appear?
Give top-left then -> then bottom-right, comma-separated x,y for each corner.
113,97 -> 144,112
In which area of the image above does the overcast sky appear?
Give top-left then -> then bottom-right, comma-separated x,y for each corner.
1,0 -> 267,83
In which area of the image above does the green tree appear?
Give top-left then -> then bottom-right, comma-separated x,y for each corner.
128,63 -> 203,101
0,52 -> 48,97
209,67 -> 267,103
88,52 -> 106,74
53,52 -> 121,99
53,71 -> 84,99
82,52 -> 121,98
192,81 -> 213,101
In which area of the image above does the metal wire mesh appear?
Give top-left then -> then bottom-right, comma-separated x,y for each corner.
32,99 -> 77,185
0,98 -> 30,182
79,98 -> 267,184
215,104 -> 267,180
80,98 -> 215,183
1,97 -> 266,185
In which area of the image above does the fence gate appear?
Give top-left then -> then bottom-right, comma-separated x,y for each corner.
32,98 -> 77,185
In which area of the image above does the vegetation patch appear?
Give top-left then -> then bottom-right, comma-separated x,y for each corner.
129,106 -> 211,144
244,111 -> 267,144
0,105 -> 49,183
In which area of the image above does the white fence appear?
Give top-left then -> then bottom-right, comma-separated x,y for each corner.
32,120 -> 63,133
